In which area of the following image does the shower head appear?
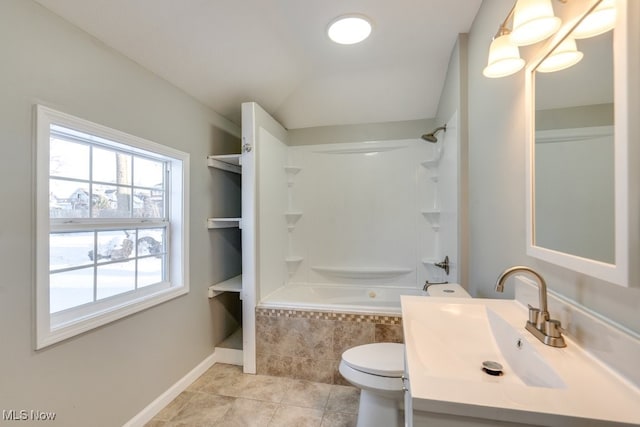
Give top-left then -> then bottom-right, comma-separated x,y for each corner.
421,125 -> 447,143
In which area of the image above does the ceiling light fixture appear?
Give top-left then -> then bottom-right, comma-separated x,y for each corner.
327,14 -> 372,45
572,0 -> 616,39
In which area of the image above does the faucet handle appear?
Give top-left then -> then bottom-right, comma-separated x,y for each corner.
545,319 -> 564,338
527,305 -> 541,325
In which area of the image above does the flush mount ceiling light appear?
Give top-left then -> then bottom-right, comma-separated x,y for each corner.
537,37 -> 584,72
510,0 -> 561,46
572,0 -> 616,39
327,14 -> 372,45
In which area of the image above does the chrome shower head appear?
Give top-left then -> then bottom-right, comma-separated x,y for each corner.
421,125 -> 447,143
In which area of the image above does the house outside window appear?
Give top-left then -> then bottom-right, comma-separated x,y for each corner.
35,105 -> 189,349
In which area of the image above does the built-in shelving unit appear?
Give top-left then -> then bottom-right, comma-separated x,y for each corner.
207,217 -> 242,229
208,274 -> 242,298
207,154 -> 241,174
207,150 -> 243,366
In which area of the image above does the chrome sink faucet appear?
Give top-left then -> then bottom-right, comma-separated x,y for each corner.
495,266 -> 566,348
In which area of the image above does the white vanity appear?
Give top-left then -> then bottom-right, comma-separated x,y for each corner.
401,290 -> 640,427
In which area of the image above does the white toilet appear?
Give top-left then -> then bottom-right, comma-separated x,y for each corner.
339,342 -> 405,427
339,283 -> 471,427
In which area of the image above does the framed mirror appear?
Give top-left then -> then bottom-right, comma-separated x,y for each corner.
525,0 -> 638,286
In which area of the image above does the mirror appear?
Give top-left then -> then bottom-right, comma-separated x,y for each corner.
534,31 -> 614,263
525,0 -> 636,286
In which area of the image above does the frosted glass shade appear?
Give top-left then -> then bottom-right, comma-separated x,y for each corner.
573,0 -> 616,39
483,35 -> 525,78
327,15 -> 372,45
537,37 -> 584,73
510,0 -> 561,46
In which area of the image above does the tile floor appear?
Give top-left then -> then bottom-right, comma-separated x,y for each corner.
145,363 -> 360,427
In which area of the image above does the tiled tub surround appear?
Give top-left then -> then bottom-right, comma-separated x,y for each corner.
256,308 -> 404,384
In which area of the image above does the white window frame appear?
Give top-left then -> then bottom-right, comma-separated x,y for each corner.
35,105 -> 190,349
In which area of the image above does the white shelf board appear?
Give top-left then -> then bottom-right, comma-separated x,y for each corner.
208,274 -> 242,298
208,217 -> 242,229
207,154 -> 241,174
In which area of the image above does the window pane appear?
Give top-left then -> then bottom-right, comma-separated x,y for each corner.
93,184 -> 131,218
51,232 -> 94,270
138,256 -> 164,288
95,230 -> 135,262
133,156 -> 164,187
137,228 -> 165,257
134,188 -> 164,218
97,261 -> 135,300
50,179 -> 90,218
93,147 -> 132,185
50,137 -> 89,180
50,268 -> 94,313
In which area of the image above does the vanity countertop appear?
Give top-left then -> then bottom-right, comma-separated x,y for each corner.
401,296 -> 640,427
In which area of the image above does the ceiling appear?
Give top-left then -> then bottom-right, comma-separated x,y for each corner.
34,0 -> 482,129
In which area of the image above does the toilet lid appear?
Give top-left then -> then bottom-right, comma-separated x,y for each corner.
341,343 -> 404,377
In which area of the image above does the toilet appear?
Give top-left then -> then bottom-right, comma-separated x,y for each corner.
339,342 -> 405,427
339,283 -> 471,427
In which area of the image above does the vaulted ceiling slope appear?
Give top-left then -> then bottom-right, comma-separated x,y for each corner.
34,0 -> 482,129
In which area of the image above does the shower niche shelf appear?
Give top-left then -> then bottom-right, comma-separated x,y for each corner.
285,212 -> 303,230
421,159 -> 439,170
285,256 -> 303,275
285,166 -> 302,187
208,274 -> 243,298
207,154 -> 242,174
421,210 -> 441,231
208,217 -> 242,229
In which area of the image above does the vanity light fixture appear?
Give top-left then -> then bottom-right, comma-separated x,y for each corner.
483,5 -> 526,78
572,0 -> 616,39
483,33 -> 526,78
537,37 -> 583,72
510,0 -> 562,46
327,14 -> 372,45
483,0 -> 615,78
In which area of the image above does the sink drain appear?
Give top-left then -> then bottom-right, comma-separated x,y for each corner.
482,360 -> 504,376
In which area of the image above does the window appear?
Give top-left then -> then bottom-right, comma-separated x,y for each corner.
35,105 -> 189,349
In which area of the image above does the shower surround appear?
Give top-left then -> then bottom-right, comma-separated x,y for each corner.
252,137 -> 448,383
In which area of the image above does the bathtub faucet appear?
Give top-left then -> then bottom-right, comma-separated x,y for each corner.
423,280 -> 448,292
495,266 -> 566,348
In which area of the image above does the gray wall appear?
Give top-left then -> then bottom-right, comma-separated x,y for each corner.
0,1 -> 241,426
465,0 -> 640,334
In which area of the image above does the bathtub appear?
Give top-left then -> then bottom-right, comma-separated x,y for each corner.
256,284 -> 426,384
258,284 -> 425,315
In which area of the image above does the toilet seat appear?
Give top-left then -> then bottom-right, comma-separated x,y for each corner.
341,342 -> 404,377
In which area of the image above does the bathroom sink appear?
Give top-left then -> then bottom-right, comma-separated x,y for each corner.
406,301 -> 565,389
401,296 -> 640,426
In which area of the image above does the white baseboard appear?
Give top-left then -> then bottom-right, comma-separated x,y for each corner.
214,347 -> 243,366
122,352 -> 217,427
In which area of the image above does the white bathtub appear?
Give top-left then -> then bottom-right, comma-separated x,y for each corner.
258,284 -> 425,315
